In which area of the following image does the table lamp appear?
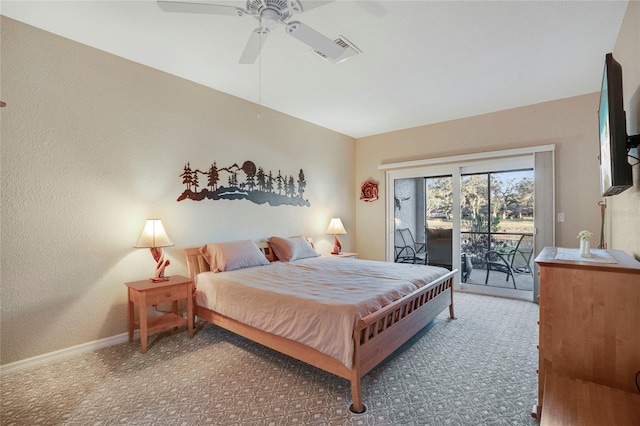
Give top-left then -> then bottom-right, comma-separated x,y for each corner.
326,218 -> 347,255
135,219 -> 174,282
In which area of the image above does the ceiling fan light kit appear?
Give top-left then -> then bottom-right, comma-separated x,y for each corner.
157,0 -> 348,64
259,7 -> 280,29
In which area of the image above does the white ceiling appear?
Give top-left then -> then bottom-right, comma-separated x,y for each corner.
1,0 -> 629,138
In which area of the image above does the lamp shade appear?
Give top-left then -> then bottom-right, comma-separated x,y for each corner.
134,219 -> 174,248
326,218 -> 347,235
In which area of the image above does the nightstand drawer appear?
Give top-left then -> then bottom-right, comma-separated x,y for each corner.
144,285 -> 188,305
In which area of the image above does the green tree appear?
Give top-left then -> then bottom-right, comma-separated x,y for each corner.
514,177 -> 534,218
461,174 -> 488,224
426,177 -> 453,220
489,175 -> 503,219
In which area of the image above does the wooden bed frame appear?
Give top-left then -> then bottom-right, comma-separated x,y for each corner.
185,244 -> 456,413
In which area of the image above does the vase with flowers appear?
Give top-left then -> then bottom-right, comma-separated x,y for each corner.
577,230 -> 593,257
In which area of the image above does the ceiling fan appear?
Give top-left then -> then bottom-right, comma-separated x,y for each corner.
157,0 -> 345,64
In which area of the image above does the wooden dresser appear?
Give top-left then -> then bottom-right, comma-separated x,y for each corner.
534,247 -> 640,419
541,371 -> 640,425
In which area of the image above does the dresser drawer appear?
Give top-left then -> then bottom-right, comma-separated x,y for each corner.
144,284 -> 188,305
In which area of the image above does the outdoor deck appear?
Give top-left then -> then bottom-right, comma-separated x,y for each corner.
463,266 -> 533,291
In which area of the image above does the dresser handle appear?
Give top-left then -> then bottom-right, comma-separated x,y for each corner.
166,292 -> 171,298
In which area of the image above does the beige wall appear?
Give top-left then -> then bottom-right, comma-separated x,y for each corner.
355,94 -> 604,261
0,18 -> 355,365
610,0 -> 640,259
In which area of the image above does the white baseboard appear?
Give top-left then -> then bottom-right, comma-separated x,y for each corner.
0,331 -> 137,376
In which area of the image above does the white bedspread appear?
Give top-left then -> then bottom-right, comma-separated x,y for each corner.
194,257 -> 449,368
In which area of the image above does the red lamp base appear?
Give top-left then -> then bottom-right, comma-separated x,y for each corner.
149,247 -> 171,283
331,235 -> 342,255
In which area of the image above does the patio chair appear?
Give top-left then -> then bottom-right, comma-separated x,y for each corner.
461,253 -> 473,282
485,234 -> 533,288
512,234 -> 534,275
394,228 -> 427,264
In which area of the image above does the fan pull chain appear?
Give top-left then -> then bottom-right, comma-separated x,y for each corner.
257,15 -> 263,119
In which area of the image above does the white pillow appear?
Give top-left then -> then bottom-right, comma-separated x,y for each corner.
199,240 -> 270,272
268,236 -> 319,262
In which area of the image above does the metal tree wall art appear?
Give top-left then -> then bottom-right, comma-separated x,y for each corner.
178,161 -> 310,207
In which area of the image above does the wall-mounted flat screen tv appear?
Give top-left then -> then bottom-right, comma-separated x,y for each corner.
598,53 -> 637,196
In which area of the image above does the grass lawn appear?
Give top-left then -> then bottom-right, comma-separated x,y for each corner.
427,218 -> 534,234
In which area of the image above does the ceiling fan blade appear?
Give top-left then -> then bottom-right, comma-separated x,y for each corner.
239,28 -> 270,64
157,1 -> 247,17
285,21 -> 344,59
288,0 -> 335,13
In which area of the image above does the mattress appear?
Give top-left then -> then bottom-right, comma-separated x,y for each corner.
194,256 -> 449,368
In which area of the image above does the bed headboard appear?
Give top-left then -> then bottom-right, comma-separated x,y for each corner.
185,241 -> 275,280
185,247 -> 209,280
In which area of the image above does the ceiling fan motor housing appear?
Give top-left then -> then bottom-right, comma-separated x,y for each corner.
246,0 -> 298,23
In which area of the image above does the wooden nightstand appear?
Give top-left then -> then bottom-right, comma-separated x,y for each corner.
125,275 -> 194,354
326,252 -> 358,259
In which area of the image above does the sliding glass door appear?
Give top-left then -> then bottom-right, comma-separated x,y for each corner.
386,149 -> 552,302
460,169 -> 534,298
393,175 -> 453,268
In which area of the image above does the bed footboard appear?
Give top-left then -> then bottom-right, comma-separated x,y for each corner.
349,270 -> 456,413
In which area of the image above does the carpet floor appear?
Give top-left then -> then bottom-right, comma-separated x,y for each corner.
1,291 -> 539,425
